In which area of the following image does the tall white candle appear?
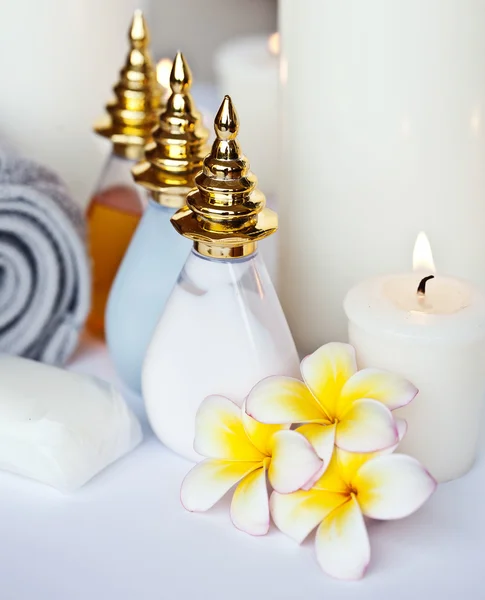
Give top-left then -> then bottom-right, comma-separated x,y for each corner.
279,0 -> 485,354
214,34 -> 279,195
344,234 -> 485,483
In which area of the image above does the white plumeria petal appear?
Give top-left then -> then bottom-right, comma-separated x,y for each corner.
296,422 -> 336,463
378,417 -> 408,456
270,489 -> 347,544
334,449 -> 371,486
340,368 -> 418,412
315,496 -> 371,580
268,430 -> 323,494
194,395 -> 264,461
295,423 -> 336,489
353,454 -> 437,520
246,376 -> 325,424
336,398 -> 398,453
241,403 -> 289,455
336,418 -> 408,472
231,465 -> 269,536
181,459 -> 260,512
300,464 -> 328,492
313,453 -> 349,494
300,343 -> 357,417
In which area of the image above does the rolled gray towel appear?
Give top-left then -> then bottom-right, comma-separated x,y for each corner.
0,147 -> 90,364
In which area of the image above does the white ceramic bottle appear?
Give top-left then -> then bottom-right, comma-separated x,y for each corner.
142,96 -> 300,461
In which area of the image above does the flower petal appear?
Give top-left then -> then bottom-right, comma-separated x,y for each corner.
336,418 -> 408,475
181,459 -> 261,512
339,368 -> 418,414
354,454 -> 437,520
271,489 -> 347,544
312,453 -> 349,494
231,465 -> 269,536
241,403 -> 288,455
336,398 -> 398,453
296,422 -> 336,466
301,464 -> 328,492
377,417 -> 408,456
268,430 -> 323,494
296,423 -> 337,490
246,376 -> 324,424
335,448 -> 375,485
194,395 -> 264,461
315,496 -> 371,580
300,343 -> 357,417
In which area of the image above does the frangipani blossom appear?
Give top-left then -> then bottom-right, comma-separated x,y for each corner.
246,342 -> 417,470
181,395 -> 323,536
271,447 -> 437,580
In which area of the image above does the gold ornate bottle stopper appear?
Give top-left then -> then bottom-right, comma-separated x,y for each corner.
171,95 -> 277,259
94,10 -> 162,160
132,51 -> 209,208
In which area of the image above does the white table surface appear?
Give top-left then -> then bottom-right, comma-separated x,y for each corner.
0,335 -> 483,600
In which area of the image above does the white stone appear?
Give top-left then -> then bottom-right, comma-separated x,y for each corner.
0,355 -> 142,492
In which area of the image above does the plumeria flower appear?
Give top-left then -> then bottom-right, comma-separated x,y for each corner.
181,395 -> 324,536
271,446 -> 437,580
246,342 -> 417,470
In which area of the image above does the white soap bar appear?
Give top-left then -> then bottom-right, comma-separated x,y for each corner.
0,355 -> 142,492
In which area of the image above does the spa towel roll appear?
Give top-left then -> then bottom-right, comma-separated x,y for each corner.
0,147 -> 90,364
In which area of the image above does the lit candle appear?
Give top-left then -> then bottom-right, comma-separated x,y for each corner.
278,0 -> 485,355
214,33 -> 279,195
344,233 -> 485,483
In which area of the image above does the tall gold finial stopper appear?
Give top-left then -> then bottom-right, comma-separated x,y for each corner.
171,95 -> 277,259
94,10 -> 163,160
132,51 -> 209,207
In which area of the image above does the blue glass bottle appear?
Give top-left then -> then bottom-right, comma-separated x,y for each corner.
106,201 -> 190,392
105,51 -> 209,393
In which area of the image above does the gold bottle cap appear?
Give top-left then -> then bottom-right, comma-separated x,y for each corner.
94,10 -> 162,160
171,95 -> 277,259
132,52 -> 209,208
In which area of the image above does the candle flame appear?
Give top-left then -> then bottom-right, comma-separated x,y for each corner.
156,58 -> 173,89
268,32 -> 280,56
413,231 -> 435,273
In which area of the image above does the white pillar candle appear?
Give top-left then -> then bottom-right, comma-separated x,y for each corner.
214,34 -> 279,195
279,0 -> 485,354
344,233 -> 485,483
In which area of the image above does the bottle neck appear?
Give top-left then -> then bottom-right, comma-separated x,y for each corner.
191,246 -> 258,264
192,241 -> 258,260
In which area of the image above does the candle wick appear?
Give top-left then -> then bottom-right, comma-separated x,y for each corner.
417,275 -> 435,296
